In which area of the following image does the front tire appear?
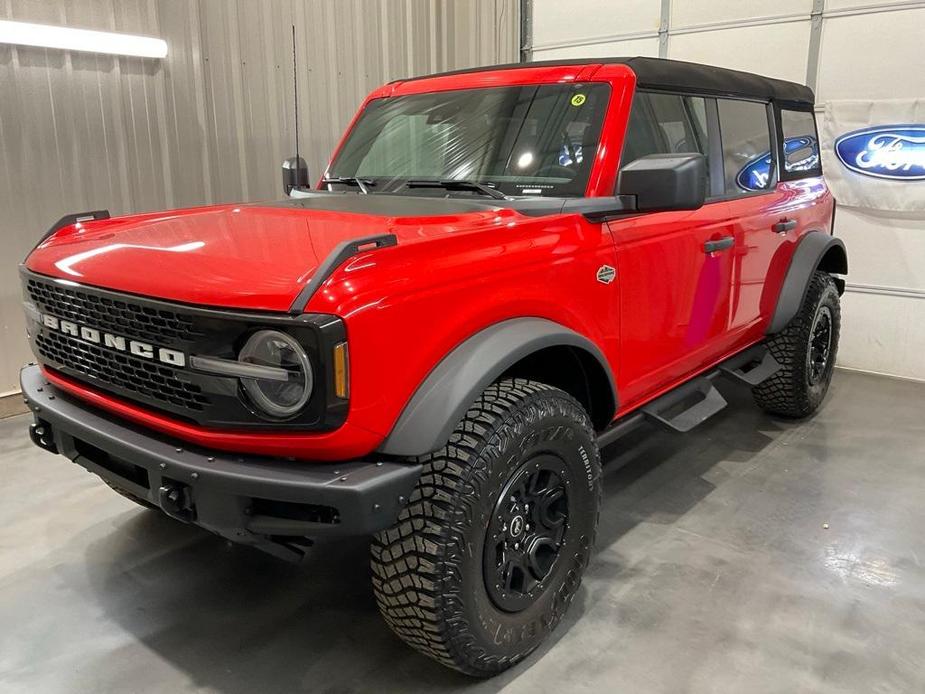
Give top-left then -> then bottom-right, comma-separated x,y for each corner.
370,379 -> 601,676
754,271 -> 841,417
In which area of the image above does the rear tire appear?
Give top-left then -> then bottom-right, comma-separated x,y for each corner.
754,271 -> 841,417
370,378 -> 601,676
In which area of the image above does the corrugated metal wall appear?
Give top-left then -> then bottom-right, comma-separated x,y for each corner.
0,0 -> 520,395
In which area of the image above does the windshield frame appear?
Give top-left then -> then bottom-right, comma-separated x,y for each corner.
324,82 -> 613,199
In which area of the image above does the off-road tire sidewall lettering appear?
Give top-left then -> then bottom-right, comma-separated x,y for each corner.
370,379 -> 602,677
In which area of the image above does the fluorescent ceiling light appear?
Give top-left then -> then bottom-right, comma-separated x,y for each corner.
0,20 -> 167,58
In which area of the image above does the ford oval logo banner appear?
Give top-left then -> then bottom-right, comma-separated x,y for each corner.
834,125 -> 925,180
736,137 -> 820,192
736,152 -> 773,192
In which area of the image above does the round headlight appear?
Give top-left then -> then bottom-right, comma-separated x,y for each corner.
238,330 -> 313,418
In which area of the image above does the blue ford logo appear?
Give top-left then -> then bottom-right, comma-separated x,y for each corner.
834,125 -> 925,180
736,137 -> 820,191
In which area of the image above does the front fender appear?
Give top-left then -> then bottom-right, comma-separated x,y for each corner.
378,318 -> 616,457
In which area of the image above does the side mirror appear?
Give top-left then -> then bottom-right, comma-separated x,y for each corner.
282,156 -> 309,195
618,153 -> 707,212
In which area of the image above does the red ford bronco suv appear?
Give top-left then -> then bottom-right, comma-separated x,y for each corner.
20,58 -> 846,676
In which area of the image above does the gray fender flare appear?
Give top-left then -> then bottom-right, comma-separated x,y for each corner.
768,231 -> 847,334
378,318 -> 617,457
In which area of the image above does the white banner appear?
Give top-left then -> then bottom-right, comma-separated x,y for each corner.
820,99 -> 925,213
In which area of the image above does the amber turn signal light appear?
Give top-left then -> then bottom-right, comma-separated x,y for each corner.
333,342 -> 349,399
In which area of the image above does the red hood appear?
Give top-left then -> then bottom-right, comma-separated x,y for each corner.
24,197 -> 508,312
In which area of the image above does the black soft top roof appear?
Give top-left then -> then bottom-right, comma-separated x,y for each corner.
402,56 -> 815,106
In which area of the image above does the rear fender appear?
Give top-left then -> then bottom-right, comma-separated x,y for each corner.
768,231 -> 847,334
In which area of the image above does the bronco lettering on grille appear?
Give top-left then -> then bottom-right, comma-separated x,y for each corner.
41,313 -> 187,367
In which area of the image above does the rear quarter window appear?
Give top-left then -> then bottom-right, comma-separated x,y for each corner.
780,109 -> 821,178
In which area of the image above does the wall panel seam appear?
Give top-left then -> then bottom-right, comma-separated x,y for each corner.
532,11 -> 813,53
824,0 -> 925,18
669,13 -> 810,35
658,0 -> 671,58
845,283 -> 925,300
532,29 -> 659,52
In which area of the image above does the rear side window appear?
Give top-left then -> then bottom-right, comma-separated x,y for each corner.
780,109 -> 821,177
718,99 -> 773,195
621,91 -> 710,190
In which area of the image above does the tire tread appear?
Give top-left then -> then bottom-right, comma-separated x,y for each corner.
753,271 -> 840,417
370,378 -> 598,676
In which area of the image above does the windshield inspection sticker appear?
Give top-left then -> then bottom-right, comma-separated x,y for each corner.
570,93 -> 586,107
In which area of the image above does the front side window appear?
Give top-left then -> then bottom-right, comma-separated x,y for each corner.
327,83 -> 610,198
718,99 -> 774,194
780,109 -> 821,176
620,91 -> 711,194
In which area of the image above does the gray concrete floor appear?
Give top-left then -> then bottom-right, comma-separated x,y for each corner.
1,369 -> 924,693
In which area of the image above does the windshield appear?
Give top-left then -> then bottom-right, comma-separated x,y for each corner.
327,83 -> 610,198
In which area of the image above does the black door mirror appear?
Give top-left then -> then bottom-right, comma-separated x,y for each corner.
282,156 -> 309,195
618,153 -> 707,212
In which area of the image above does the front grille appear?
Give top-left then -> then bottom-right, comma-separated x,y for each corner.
26,277 -> 203,344
22,269 -> 348,431
36,330 -> 209,411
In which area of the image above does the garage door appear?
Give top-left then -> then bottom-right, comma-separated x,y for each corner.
527,0 -> 925,381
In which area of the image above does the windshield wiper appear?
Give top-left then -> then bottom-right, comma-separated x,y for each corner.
322,176 -> 375,194
405,179 -> 507,200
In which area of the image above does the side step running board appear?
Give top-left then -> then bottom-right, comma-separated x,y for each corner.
718,345 -> 781,386
597,343 -> 780,444
641,378 -> 728,433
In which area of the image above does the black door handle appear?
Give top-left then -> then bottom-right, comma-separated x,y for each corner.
773,219 -> 798,233
704,236 -> 734,254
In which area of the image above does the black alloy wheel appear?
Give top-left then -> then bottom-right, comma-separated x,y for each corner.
484,455 -> 570,613
807,304 -> 833,386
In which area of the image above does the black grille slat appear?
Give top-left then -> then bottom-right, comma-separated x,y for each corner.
36,331 -> 208,411
27,278 -> 203,344
26,277 -> 212,415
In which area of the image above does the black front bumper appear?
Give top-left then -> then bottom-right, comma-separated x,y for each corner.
20,365 -> 420,559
